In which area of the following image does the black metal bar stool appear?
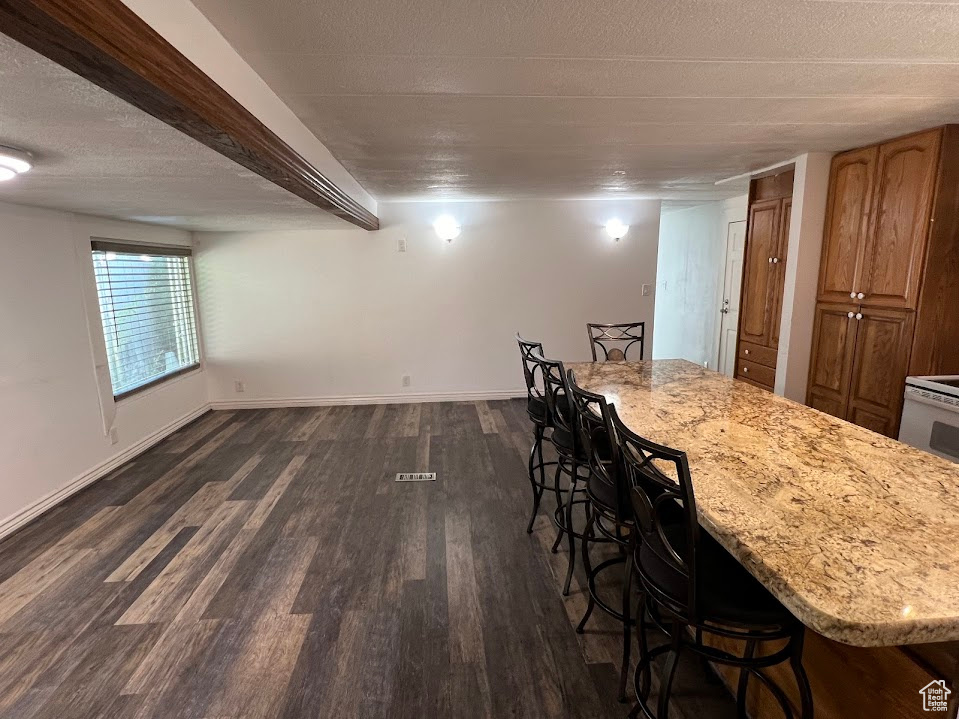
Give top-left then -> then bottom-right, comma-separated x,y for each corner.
532,350 -> 594,596
610,407 -> 813,719
587,321 -> 645,361
515,334 -> 558,534
566,369 -> 635,702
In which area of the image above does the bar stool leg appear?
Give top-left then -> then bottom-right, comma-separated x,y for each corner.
790,629 -> 814,719
736,639 -> 757,719
575,506 -> 596,633
526,424 -> 544,534
636,592 -> 651,699
551,460 -> 565,553
562,460 -> 578,595
618,551 -> 634,702
658,626 -> 683,719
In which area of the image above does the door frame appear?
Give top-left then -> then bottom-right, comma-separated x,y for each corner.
714,212 -> 748,372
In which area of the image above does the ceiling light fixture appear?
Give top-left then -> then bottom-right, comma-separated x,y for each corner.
433,214 -> 461,243
0,145 -> 33,182
605,218 -> 629,242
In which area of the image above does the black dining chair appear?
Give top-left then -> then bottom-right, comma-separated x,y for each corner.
566,369 -> 634,702
611,406 -> 813,719
515,334 -> 557,534
532,349 -> 591,596
587,322 -> 645,362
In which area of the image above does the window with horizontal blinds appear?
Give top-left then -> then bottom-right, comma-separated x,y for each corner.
91,241 -> 200,400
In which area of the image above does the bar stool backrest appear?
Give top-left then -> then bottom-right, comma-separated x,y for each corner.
587,322 -> 645,362
566,370 -> 626,522
532,350 -> 575,441
515,333 -> 546,407
611,405 -> 701,623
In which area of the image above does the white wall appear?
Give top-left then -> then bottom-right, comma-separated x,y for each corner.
0,201 -> 208,534
652,202 -> 726,366
195,199 -> 661,404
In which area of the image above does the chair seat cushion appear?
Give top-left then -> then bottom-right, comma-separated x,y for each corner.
639,522 -> 794,627
586,474 -> 619,510
527,396 -> 548,423
549,425 -> 580,456
550,425 -> 613,463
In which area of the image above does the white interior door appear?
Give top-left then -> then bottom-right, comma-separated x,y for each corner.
718,220 -> 747,376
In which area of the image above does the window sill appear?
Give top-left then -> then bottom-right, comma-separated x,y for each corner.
114,363 -> 203,404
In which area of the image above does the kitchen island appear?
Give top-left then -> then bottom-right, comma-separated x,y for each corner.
569,359 -> 959,718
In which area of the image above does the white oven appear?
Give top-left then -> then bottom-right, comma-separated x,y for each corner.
899,376 -> 959,463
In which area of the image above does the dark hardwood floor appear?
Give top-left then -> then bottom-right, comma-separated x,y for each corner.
0,401 -> 736,718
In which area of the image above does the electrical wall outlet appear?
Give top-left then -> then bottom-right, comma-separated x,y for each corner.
234,380 -> 245,393
397,237 -> 408,253
402,375 -> 411,387
109,427 -> 119,445
642,283 -> 651,296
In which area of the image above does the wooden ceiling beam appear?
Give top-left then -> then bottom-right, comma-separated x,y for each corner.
0,0 -> 379,230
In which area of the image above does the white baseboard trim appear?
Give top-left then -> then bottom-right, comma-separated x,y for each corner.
210,389 -> 526,410
0,403 -> 212,542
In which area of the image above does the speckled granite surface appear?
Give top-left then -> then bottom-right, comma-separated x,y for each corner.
569,359 -> 959,647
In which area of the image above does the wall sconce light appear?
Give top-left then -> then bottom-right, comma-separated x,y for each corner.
433,214 -> 461,243
605,218 -> 629,241
0,145 -> 33,182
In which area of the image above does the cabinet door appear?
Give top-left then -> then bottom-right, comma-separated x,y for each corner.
806,303 -> 859,420
860,129 -> 940,309
739,199 -> 781,347
770,199 -> 791,350
847,308 -> 916,437
818,147 -> 877,304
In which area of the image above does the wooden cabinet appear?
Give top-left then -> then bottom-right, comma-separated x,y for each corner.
739,199 -> 783,347
806,303 -> 859,420
846,308 -> 916,437
860,130 -> 940,309
770,198 -> 791,350
735,171 -> 793,392
809,303 -> 915,435
817,147 -> 877,304
807,125 -> 959,437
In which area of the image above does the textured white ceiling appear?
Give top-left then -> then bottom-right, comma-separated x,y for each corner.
0,35 -> 353,231
191,0 -> 959,201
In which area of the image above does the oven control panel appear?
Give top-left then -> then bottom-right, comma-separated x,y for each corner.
905,386 -> 959,408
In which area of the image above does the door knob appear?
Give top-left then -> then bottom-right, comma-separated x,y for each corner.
855,313 -> 863,320
857,292 -> 865,299
847,311 -> 855,318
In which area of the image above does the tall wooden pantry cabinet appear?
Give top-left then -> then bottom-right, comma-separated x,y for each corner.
734,170 -> 794,392
806,126 -> 959,438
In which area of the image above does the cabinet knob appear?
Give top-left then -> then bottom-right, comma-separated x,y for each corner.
768,257 -> 773,263
855,312 -> 863,320
850,292 -> 857,299
847,311 -> 855,318
744,349 -> 750,355
743,366 -> 749,373
857,292 -> 865,299
772,257 -> 779,264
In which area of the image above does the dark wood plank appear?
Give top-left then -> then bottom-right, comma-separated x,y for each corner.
0,401 -> 754,718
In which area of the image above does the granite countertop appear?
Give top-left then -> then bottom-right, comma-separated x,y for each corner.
569,359 -> 959,647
